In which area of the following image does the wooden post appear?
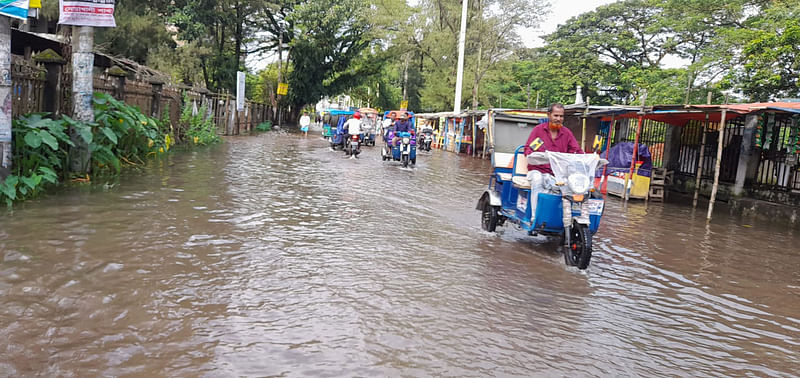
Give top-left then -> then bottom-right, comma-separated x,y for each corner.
707,95 -> 729,220
693,92 -> 713,208
624,91 -> 647,203
600,115 -> 616,194
581,97 -> 590,150
472,115 -> 476,157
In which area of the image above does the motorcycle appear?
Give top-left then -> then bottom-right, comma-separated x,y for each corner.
344,133 -> 362,157
419,129 -> 434,151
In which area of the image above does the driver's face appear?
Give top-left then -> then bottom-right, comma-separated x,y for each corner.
549,108 -> 565,126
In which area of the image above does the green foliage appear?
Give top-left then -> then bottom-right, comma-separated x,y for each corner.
91,92 -> 172,174
180,95 -> 222,145
94,2 -> 177,62
725,1 -> 800,101
1,114 -> 72,206
256,121 -> 273,131
0,93 -> 191,206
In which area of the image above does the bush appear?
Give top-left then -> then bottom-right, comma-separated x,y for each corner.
0,92 -> 174,206
256,121 -> 272,131
180,95 -> 221,145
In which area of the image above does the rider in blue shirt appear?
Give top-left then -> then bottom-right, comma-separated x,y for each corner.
392,113 -> 414,146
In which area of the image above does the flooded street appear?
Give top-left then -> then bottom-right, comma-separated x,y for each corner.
1,131 -> 798,376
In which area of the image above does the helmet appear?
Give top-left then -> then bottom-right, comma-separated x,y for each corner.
354,112 -> 361,119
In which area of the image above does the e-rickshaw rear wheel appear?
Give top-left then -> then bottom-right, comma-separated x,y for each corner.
481,202 -> 499,232
564,222 -> 592,269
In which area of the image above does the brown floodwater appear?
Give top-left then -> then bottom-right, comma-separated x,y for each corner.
1,131 -> 798,376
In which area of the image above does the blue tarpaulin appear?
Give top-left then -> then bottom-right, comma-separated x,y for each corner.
598,142 -> 653,177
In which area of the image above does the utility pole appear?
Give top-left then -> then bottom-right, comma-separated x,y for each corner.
526,83 -> 531,109
453,0 -> 468,113
403,53 -> 409,102
0,17 -> 12,172
70,26 -> 95,173
276,24 -> 283,126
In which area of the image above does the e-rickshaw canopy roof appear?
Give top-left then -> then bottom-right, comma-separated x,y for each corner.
384,110 -> 415,119
358,107 -> 379,114
323,109 -> 355,116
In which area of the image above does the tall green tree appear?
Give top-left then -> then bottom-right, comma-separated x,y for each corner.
285,0 -> 378,112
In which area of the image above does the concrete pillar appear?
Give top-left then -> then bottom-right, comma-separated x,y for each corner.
733,114 -> 760,196
149,78 -> 164,119
107,65 -> 127,101
69,26 -> 95,173
34,49 -> 67,116
0,17 -> 12,171
662,124 -> 682,171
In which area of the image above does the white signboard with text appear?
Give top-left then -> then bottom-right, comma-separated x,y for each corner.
58,0 -> 116,27
236,71 -> 246,111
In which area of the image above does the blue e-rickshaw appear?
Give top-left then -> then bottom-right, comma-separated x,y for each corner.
475,109 -> 608,269
381,110 -> 417,167
323,109 -> 354,150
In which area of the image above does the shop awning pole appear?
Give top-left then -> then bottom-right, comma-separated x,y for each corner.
581,98 -> 590,150
693,92 -> 713,208
600,114 -> 616,194
624,91 -> 647,203
707,97 -> 729,220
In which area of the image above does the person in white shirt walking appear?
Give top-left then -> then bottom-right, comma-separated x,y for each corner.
299,112 -> 311,137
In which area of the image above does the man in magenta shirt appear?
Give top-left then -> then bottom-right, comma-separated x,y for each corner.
524,103 -> 583,214
524,103 -> 583,174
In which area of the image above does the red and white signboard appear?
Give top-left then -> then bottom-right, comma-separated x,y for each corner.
58,0 -> 116,27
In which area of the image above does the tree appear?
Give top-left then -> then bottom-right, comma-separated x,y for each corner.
285,0 -> 377,112
723,0 -> 800,101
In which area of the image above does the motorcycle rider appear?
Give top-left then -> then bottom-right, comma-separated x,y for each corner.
391,112 -> 414,148
343,113 -> 363,157
523,103 -> 583,213
420,120 -> 434,150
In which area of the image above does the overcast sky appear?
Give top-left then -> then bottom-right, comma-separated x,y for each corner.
522,0 -> 618,48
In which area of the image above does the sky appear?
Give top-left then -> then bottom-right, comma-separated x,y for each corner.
522,0 -> 618,48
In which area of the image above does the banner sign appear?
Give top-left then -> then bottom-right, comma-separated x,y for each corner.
58,0 -> 116,27
236,71 -> 246,111
276,83 -> 288,96
0,0 -> 30,20
29,0 -> 39,8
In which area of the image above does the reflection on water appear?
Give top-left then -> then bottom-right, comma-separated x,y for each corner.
1,132 -> 798,376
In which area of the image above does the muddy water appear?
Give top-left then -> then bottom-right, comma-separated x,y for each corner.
1,132 -> 798,376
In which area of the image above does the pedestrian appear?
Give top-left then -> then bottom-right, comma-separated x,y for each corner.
299,111 -> 311,137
